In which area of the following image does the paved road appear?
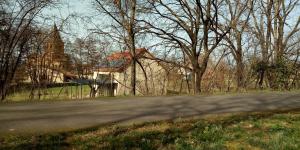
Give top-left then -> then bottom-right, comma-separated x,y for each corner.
0,92 -> 300,134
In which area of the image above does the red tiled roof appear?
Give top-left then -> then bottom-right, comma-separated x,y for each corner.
95,48 -> 159,72
107,48 -> 147,61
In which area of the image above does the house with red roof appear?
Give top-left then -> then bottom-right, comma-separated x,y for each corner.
92,48 -> 168,96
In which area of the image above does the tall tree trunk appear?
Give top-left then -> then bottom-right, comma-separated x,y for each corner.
258,69 -> 265,89
194,66 -> 202,94
129,0 -> 137,96
255,0 -> 273,90
235,33 -> 244,90
0,83 -> 7,101
129,34 -> 136,95
130,58 -> 136,95
236,57 -> 244,90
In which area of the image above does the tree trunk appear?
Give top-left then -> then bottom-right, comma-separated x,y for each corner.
193,68 -> 202,94
236,50 -> 244,90
0,83 -> 7,101
130,58 -> 136,95
130,34 -> 136,95
128,19 -> 136,96
193,56 -> 209,94
258,69 -> 265,89
235,32 -> 244,90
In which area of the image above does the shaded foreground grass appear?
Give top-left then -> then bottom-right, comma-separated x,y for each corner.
1,109 -> 300,150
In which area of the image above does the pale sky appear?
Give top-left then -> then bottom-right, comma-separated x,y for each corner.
38,0 -> 300,54
39,0 -> 98,40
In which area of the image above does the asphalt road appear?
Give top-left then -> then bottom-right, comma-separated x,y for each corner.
0,92 -> 300,134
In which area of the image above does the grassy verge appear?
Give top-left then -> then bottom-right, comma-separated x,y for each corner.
5,88 -> 300,103
6,85 -> 91,102
170,89 -> 300,97
1,109 -> 300,150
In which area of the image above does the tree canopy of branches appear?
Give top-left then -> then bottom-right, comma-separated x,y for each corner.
251,0 -> 300,89
94,0 -> 140,95
0,0 -> 55,101
223,0 -> 253,90
142,0 -> 230,93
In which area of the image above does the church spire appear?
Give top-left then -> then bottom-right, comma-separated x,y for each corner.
53,23 -> 58,31
51,23 -> 62,42
45,23 -> 64,56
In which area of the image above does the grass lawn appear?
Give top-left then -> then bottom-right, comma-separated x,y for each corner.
6,85 -> 91,102
1,109 -> 300,150
6,88 -> 300,102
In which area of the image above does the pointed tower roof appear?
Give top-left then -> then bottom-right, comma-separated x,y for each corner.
45,23 -> 64,55
53,23 -> 58,31
51,23 -> 62,42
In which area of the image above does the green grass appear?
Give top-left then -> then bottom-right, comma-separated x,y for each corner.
167,89 -> 300,98
6,85 -> 91,101
1,109 -> 300,150
6,86 -> 300,102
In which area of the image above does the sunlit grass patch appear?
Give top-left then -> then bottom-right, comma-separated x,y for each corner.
1,110 -> 300,149
6,85 -> 91,101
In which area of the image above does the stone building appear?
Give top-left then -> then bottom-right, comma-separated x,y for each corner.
43,24 -> 69,69
26,24 -> 74,83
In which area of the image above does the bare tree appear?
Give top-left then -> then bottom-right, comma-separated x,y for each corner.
143,0 -> 230,94
251,0 -> 300,89
223,0 -> 253,90
94,0 -> 139,95
0,0 -> 55,101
